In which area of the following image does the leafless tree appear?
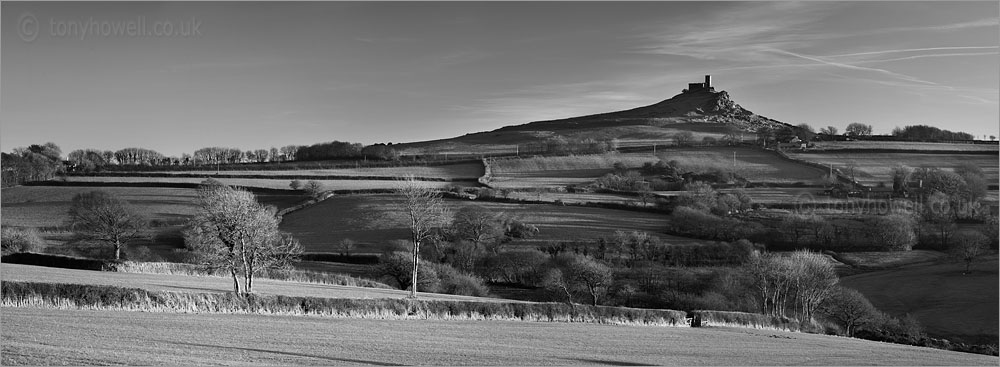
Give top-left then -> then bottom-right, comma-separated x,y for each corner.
950,231 -> 988,274
67,191 -> 148,260
186,181 -> 302,294
397,176 -> 449,298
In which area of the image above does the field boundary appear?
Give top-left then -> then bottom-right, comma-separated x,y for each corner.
65,172 -> 475,182
1,280 -> 689,327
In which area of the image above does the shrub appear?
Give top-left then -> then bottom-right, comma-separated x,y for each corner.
289,179 -> 303,190
1,227 -> 45,255
375,252 -> 440,292
430,262 -> 490,297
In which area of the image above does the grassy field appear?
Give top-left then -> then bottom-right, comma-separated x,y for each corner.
1,186 -> 306,257
279,194 -> 711,254
785,151 -> 999,186
141,162 -> 484,180
59,176 -> 478,190
4,307 -> 995,366
841,256 -> 999,346
808,141 -> 999,152
489,148 -> 827,189
0,264 -> 506,303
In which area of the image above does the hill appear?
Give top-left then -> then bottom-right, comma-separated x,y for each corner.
399,77 -> 789,154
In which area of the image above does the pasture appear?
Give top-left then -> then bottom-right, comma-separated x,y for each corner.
0,264 -> 497,303
808,141 -> 999,152
142,162 -> 484,180
279,194 -> 711,254
841,256 -> 999,346
59,176 -> 478,191
0,186 -> 305,258
4,307 -> 995,366
785,151 -> 999,186
488,148 -> 828,189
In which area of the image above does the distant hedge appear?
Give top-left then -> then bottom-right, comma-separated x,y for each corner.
1,281 -> 689,327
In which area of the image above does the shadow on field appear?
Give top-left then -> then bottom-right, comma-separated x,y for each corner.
164,341 -> 405,366
562,358 -> 655,366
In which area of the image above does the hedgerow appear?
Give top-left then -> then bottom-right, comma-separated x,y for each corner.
1,281 -> 688,327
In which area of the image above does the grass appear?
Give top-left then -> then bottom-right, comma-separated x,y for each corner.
841,256 -> 999,346
1,281 -> 688,326
0,263 -> 505,303
278,194 -> 713,254
834,250 -> 947,269
58,176 -> 476,190
0,186 -> 304,228
109,261 -> 392,289
488,147 -> 827,189
139,162 -> 484,180
808,141 -> 999,152
691,310 -> 816,332
1,185 -> 308,259
785,151 -> 999,186
4,307 -> 996,366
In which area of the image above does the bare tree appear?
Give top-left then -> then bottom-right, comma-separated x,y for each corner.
186,182 -> 302,294
950,231 -> 988,274
845,123 -> 873,137
67,191 -> 148,260
397,176 -> 449,298
542,268 -> 574,305
819,126 -> 839,136
451,205 -> 506,253
568,256 -> 614,306
820,286 -> 878,337
304,180 -> 324,199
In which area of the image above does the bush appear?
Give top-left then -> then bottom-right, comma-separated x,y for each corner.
1,227 -> 45,255
430,262 -> 490,297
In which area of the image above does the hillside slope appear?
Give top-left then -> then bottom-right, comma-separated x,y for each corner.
400,84 -> 790,153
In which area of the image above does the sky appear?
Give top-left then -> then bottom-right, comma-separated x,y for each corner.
3,1 -> 998,157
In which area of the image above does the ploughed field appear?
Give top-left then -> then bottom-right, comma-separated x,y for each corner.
3,307 -> 995,366
785,151 -> 999,186
841,256 -> 1000,346
279,194 -> 713,254
488,148 -> 827,189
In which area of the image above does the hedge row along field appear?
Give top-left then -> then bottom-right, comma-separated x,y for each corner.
1,281 -> 688,326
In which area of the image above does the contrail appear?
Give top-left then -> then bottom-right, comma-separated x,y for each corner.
825,46 -> 999,58
856,52 -> 999,64
768,48 -> 938,85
